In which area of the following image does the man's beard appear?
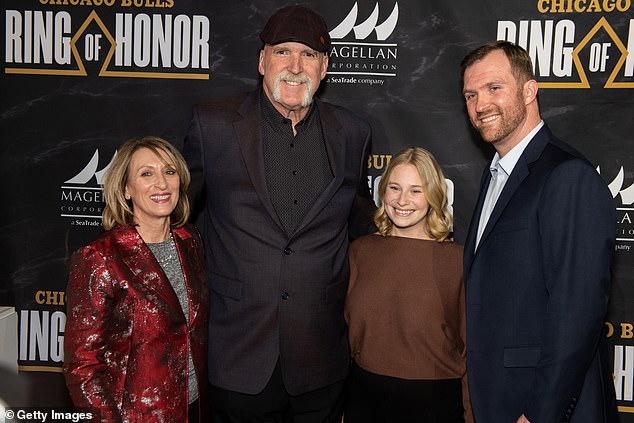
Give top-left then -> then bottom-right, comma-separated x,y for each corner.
272,71 -> 314,109
476,90 -> 526,145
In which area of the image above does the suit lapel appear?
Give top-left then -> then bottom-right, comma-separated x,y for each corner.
233,94 -> 347,239
464,167 -> 491,273
172,227 -> 203,326
475,158 -> 530,251
233,91 -> 285,232
292,101 -> 345,238
466,125 -> 552,269
115,226 -> 184,316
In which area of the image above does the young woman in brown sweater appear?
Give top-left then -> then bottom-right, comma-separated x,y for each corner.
345,147 -> 473,423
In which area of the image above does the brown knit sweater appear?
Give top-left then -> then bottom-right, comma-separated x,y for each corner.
345,234 -> 473,422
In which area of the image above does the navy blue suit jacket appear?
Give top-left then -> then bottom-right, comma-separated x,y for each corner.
464,124 -> 618,422
183,89 -> 373,395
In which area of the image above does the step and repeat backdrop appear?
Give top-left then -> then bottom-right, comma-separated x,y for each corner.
2,0 -> 634,417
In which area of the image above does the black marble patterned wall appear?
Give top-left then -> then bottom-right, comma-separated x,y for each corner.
1,0 -> 633,418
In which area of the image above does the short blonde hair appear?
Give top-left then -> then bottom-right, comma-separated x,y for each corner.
102,136 -> 191,230
374,147 -> 452,241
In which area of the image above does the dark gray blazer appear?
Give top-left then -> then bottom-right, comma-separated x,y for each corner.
464,124 -> 618,422
183,89 -> 373,395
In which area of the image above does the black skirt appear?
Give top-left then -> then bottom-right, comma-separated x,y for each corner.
345,361 -> 465,423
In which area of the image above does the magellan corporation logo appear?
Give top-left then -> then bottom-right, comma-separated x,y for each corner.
60,149 -> 116,226
602,165 -> 634,250
5,4 -> 210,79
326,2 -> 399,86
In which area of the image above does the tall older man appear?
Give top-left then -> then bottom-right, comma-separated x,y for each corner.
183,5 -> 374,422
461,40 -> 618,422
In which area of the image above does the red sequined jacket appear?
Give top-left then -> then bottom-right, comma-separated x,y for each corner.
64,224 -> 208,422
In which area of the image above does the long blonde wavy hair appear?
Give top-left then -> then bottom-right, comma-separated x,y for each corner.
374,147 -> 452,241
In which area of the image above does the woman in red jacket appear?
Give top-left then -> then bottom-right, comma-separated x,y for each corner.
64,136 -> 208,422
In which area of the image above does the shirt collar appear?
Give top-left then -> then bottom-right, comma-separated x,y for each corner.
260,89 -> 316,131
491,120 -> 544,176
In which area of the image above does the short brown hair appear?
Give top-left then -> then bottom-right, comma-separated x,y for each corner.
374,147 -> 453,241
461,40 -> 535,86
101,136 -> 191,230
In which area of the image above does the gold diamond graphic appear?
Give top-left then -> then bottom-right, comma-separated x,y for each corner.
540,17 -> 631,89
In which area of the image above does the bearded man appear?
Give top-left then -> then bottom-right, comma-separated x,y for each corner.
461,40 -> 618,423
182,5 -> 375,422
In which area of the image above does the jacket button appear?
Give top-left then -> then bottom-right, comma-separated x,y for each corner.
281,292 -> 289,300
284,247 -> 292,255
